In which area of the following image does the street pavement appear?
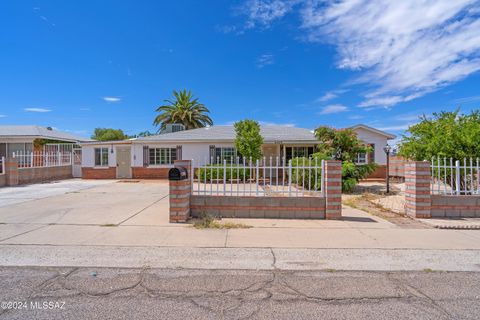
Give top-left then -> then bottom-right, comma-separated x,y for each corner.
1,267 -> 479,320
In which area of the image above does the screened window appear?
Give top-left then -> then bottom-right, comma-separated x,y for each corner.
285,146 -> 315,161
213,147 -> 241,163
149,148 -> 177,165
356,153 -> 367,164
94,148 -> 109,167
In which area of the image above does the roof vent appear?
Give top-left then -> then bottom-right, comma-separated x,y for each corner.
161,123 -> 185,134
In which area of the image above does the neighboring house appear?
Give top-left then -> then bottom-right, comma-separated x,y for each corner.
80,124 -> 395,179
0,125 -> 91,158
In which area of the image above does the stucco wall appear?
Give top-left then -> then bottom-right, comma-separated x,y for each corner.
353,128 -> 389,165
82,145 -> 117,168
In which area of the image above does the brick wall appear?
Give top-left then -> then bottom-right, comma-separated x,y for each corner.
324,160 -> 342,219
366,165 -> 386,179
82,167 -> 116,179
169,159 -> 341,222
0,174 -> 5,187
18,165 -> 72,185
190,196 -> 325,219
389,156 -> 405,177
405,161 -> 431,218
169,160 -> 192,223
431,195 -> 480,218
132,167 -> 170,179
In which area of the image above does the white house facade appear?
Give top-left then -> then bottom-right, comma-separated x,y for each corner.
80,125 -> 395,180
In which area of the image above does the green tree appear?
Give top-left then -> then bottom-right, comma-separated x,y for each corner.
91,128 -> 128,141
234,119 -> 264,162
314,126 -> 370,161
314,126 -> 376,192
153,89 -> 213,132
399,110 -> 480,160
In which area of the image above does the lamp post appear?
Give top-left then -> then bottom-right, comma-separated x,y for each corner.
383,144 -> 392,193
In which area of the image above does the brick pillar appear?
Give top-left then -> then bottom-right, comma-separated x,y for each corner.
324,160 -> 342,220
405,161 -> 431,218
169,160 -> 192,223
5,157 -> 19,186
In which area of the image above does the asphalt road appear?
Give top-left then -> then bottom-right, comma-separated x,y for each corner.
1,267 -> 479,320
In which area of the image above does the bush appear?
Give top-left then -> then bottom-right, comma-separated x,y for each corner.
195,164 -> 251,182
290,153 -> 329,191
341,161 -> 376,193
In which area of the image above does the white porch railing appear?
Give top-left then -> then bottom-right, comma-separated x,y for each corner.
12,151 -> 73,168
431,157 -> 480,195
192,157 -> 324,197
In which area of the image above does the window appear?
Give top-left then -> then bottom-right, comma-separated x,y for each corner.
285,146 -> 315,161
213,147 -> 241,163
148,148 -> 177,165
94,148 -> 109,167
356,153 -> 367,164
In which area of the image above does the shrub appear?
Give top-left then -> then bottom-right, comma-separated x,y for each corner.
342,161 -> 377,193
290,153 -> 329,191
195,164 -> 251,182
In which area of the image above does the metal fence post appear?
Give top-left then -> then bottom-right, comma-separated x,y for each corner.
223,159 -> 227,196
256,159 -> 259,196
288,159 -> 292,197
455,160 -> 461,195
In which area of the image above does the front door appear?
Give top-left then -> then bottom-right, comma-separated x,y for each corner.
116,147 -> 132,179
262,145 -> 279,178
72,148 -> 82,178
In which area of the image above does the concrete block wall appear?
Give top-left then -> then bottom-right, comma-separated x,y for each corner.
169,160 -> 192,223
405,161 -> 431,218
5,157 -> 19,186
431,195 -> 480,218
190,196 -> 326,219
18,165 -> 72,184
0,173 -> 5,187
324,160 -> 342,219
168,159 -> 342,222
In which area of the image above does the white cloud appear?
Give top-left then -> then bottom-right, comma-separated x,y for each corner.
241,0 -> 480,108
453,95 -> 480,104
103,96 -> 121,103
318,104 -> 348,115
377,124 -> 413,131
24,108 -> 51,113
256,54 -> 275,68
242,0 -> 298,29
316,89 -> 348,102
0,114 -> 6,118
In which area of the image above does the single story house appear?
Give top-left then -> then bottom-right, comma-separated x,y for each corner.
0,125 -> 91,158
80,124 -> 395,179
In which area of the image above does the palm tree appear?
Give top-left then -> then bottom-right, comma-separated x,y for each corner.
153,89 -> 213,132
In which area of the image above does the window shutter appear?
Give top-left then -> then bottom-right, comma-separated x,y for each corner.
176,145 -> 182,161
209,145 -> 215,164
143,146 -> 149,167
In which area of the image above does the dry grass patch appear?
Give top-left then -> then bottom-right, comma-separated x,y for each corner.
193,214 -> 252,229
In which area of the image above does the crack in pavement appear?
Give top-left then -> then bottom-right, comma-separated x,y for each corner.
1,267 -> 475,319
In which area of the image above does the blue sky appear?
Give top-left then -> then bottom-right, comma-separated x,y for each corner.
1,0 -> 480,141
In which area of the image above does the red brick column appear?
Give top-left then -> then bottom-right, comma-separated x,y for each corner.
169,160 -> 192,223
5,157 -> 19,186
405,161 -> 431,218
324,160 -> 342,220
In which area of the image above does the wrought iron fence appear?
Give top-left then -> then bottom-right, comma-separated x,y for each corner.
12,151 -> 73,168
431,157 -> 480,195
192,157 -> 324,197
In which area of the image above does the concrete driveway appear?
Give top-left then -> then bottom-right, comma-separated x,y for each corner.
0,179 -> 170,226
